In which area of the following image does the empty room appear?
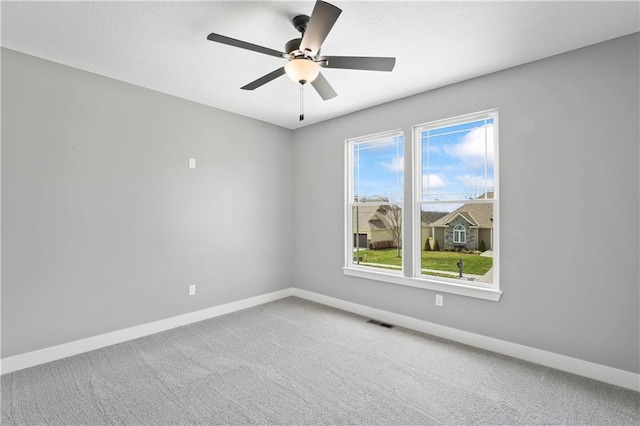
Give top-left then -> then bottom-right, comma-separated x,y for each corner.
1,1 -> 639,425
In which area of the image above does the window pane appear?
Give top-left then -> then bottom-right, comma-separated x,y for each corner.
351,204 -> 402,271
421,119 -> 494,200
353,134 -> 403,203
421,202 -> 493,284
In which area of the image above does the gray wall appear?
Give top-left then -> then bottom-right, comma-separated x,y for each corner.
1,49 -> 293,358
292,34 -> 640,373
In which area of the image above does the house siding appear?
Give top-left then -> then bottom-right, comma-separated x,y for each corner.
478,228 -> 493,250
432,227 -> 445,250
420,226 -> 431,250
371,228 -> 395,249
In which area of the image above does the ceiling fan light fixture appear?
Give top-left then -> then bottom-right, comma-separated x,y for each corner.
284,59 -> 320,84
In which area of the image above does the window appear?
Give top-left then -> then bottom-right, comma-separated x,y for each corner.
344,110 -> 500,301
345,130 -> 403,272
453,225 -> 466,244
416,111 -> 497,289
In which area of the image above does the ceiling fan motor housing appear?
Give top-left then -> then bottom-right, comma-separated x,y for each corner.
286,38 -> 320,59
285,38 -> 302,56
288,14 -> 318,59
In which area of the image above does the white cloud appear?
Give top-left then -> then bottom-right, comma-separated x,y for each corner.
423,174 -> 446,190
445,124 -> 494,164
381,156 -> 404,172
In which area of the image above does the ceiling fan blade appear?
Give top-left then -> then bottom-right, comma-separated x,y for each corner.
320,56 -> 396,72
207,33 -> 286,59
311,72 -> 337,100
299,1 -> 342,56
241,67 -> 286,90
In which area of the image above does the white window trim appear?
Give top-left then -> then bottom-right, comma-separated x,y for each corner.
342,266 -> 501,301
344,129 -> 404,269
413,109 -> 500,298
344,110 -> 501,302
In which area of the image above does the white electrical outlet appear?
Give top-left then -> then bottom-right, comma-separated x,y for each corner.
188,285 -> 196,296
435,294 -> 443,307
188,158 -> 196,169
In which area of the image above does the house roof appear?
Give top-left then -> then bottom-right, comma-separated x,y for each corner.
421,211 -> 448,224
353,204 -> 431,231
353,205 -> 393,231
444,211 -> 479,226
431,194 -> 494,229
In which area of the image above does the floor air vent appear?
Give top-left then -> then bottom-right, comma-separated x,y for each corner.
367,319 -> 394,329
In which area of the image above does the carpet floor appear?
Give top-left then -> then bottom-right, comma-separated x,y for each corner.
1,297 -> 639,425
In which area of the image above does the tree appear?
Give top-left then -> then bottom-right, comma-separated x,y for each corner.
478,239 -> 486,252
385,205 -> 402,258
433,238 -> 440,252
461,184 -> 484,200
424,238 -> 432,251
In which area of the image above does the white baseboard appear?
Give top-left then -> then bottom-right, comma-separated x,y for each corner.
291,288 -> 640,392
3,286 -> 638,393
1,288 -> 294,375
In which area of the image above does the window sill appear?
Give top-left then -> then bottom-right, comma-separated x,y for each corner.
342,266 -> 502,302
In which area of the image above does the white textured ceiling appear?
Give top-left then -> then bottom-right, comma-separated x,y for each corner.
2,1 -> 638,129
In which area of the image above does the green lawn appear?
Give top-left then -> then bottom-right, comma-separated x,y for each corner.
421,251 -> 492,275
354,249 -> 492,275
353,248 -> 402,267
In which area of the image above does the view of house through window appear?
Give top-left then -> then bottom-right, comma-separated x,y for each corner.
418,112 -> 497,285
346,111 -> 498,291
348,132 -> 403,271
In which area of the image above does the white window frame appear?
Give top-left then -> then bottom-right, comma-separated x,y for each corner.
343,110 -> 501,302
344,129 -> 404,274
413,109 -> 500,298
453,225 -> 467,244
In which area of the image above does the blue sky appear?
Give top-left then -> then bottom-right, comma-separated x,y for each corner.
353,119 -> 494,204
422,118 -> 494,201
353,134 -> 404,202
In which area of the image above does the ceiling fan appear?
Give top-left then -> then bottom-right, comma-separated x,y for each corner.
207,0 -> 396,120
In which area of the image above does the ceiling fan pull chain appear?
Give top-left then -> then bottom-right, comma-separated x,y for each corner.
299,84 -> 305,121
